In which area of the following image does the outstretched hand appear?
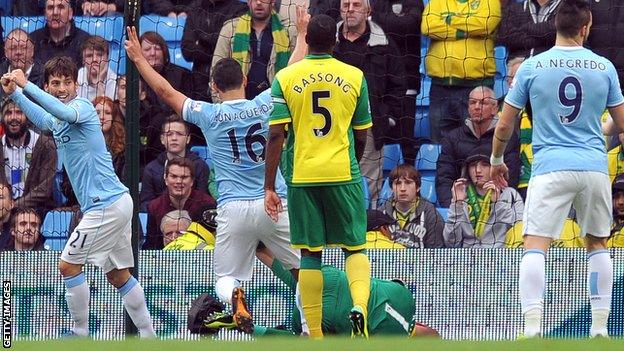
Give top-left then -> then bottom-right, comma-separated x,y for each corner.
295,4 -> 311,36
125,26 -> 144,64
10,69 -> 27,88
0,73 -> 16,95
490,163 -> 509,189
264,189 -> 283,222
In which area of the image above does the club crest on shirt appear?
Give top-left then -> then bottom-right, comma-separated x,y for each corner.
470,0 -> 481,10
192,101 -> 202,112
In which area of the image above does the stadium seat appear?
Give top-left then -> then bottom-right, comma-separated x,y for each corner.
436,207 -> 448,222
420,175 -> 437,204
382,143 -> 404,176
416,76 -> 430,107
139,15 -> 185,43
190,145 -> 213,169
361,177 -> 370,210
494,46 -> 508,98
169,46 -> 193,70
109,48 -> 127,75
73,16 -> 124,43
419,47 -> 427,75
44,238 -> 68,251
414,107 -> 430,139
1,16 -> 45,35
415,143 -> 441,174
41,211 -> 73,238
139,212 -> 148,237
377,177 -> 393,208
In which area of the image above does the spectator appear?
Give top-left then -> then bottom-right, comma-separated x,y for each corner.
421,0 -> 501,142
607,132 -> 624,183
181,0 -> 247,101
77,36 -> 117,101
159,209 -> 192,247
443,145 -> 523,248
145,157 -> 216,249
505,218 -> 584,248
436,86 -> 520,208
0,179 -> 14,250
365,209 -> 405,249
139,115 -> 210,211
497,0 -> 562,59
30,0 -> 91,65
211,0 -> 297,99
8,207 -> 44,251
0,98 -> 57,211
588,0 -> 624,87
0,29 -> 44,100
93,96 -> 124,179
609,174 -> 624,247
371,0 -> 423,163
163,218 -> 216,250
75,0 -> 123,16
333,0 -> 406,206
381,164 -> 444,248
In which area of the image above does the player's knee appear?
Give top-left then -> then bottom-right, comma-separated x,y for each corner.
105,269 -> 131,288
58,260 -> 82,278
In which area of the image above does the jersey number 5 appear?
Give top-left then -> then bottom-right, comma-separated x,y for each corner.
312,91 -> 332,137
227,123 -> 267,164
558,76 -> 582,124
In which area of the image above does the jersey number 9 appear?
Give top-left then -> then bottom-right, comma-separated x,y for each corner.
558,76 -> 583,124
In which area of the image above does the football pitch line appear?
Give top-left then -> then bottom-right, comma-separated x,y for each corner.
8,337 -> 624,351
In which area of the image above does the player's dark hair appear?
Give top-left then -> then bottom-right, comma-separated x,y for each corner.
212,58 -> 244,92
306,14 -> 336,54
165,157 -> 196,179
161,114 -> 190,135
555,0 -> 591,39
389,164 -> 422,189
9,207 -> 40,230
44,56 -> 78,84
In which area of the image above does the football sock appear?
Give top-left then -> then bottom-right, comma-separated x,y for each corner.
118,277 -> 156,338
345,251 -> 371,318
215,276 -> 241,305
587,249 -> 612,336
299,256 -> 323,339
63,273 -> 89,336
519,249 -> 545,337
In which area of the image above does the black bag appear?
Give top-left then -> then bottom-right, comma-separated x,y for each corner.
187,293 -> 225,334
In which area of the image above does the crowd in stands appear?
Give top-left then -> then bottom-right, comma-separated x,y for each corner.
1,0 -> 624,251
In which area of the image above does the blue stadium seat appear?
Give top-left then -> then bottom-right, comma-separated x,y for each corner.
416,76 -> 430,107
382,144 -> 404,176
190,145 -> 213,169
377,177 -> 393,208
73,16 -> 124,43
44,238 -> 68,251
169,46 -> 193,70
420,175 -> 437,204
437,207 -> 448,222
361,177 -> 370,210
139,15 -> 185,43
41,211 -> 73,238
494,46 -> 508,98
109,48 -> 127,75
139,212 -> 148,237
414,107 -> 430,139
419,47 -> 427,75
415,143 -> 441,174
1,16 -> 45,35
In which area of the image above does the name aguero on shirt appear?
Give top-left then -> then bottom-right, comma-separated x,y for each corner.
536,59 -> 607,71
216,103 -> 272,123
292,72 -> 353,94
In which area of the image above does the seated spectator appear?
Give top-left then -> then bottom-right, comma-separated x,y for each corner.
31,0 -> 91,65
164,220 -> 216,251
139,115 -> 210,211
93,96 -> 124,179
160,209 -> 192,247
381,164 -> 444,248
77,35 -> 117,101
365,209 -> 405,249
145,157 -> 216,249
8,207 -> 44,251
443,145 -> 523,248
505,219 -> 584,248
0,179 -> 15,250
75,1 -> 123,16
436,86 -> 520,207
211,0 -> 297,99
0,29 -> 44,100
608,132 -> 624,183
0,98 -> 57,211
609,175 -> 624,247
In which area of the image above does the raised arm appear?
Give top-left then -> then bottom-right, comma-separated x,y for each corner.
125,26 -> 187,116
2,74 -> 55,131
288,5 -> 311,66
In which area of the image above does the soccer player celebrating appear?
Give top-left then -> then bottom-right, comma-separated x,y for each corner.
0,58 -> 155,338
123,6 -> 311,334
490,0 -> 624,338
264,14 -> 372,338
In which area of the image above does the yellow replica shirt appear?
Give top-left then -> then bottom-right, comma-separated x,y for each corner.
505,219 -> 584,248
270,54 -> 372,186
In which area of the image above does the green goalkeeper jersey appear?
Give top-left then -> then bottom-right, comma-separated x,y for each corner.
270,260 -> 415,335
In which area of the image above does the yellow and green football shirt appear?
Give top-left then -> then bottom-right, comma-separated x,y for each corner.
269,54 -> 372,186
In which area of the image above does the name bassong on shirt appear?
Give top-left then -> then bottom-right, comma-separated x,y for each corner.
292,72 -> 353,94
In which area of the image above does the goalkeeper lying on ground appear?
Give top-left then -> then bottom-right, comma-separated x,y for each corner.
191,248 -> 438,337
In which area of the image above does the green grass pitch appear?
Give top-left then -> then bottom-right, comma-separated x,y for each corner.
8,337 -> 624,351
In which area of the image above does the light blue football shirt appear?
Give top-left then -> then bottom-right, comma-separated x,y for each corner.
506,46 -> 624,176
11,83 -> 128,213
182,90 -> 288,205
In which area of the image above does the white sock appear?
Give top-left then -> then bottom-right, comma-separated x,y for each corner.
587,249 -> 612,336
519,249 -> 546,337
215,276 -> 240,305
63,273 -> 90,336
118,277 -> 156,339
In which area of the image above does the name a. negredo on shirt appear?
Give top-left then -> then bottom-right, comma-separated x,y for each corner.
292,72 -> 353,94
535,59 -> 607,71
216,103 -> 271,123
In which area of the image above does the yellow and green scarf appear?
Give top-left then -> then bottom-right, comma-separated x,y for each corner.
519,111 -> 533,189
466,184 -> 493,238
232,11 -> 291,75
